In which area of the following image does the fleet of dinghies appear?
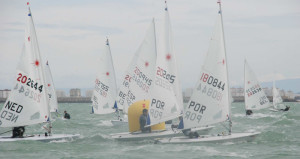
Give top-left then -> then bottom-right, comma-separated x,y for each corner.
111,1 -> 214,141
3,0 -> 290,143
0,3 -> 80,142
155,1 -> 260,144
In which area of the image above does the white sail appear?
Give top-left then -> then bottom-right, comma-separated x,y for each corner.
91,38 -> 118,114
148,2 -> 182,126
0,7 -> 50,127
244,60 -> 270,110
116,19 -> 157,114
272,80 -> 283,109
182,9 -> 230,129
45,61 -> 58,113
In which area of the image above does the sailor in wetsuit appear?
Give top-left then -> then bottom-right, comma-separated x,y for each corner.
281,106 -> 290,111
139,109 -> 151,133
171,116 -> 199,138
246,110 -> 253,115
12,126 -> 25,138
64,110 -> 71,119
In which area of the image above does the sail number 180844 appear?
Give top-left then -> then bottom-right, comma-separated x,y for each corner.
200,73 -> 225,91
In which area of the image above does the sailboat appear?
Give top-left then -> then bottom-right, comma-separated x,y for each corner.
91,38 -> 119,114
114,18 -> 157,124
45,61 -> 59,114
156,1 -> 260,144
146,0 -> 213,136
90,38 -> 126,124
0,3 -> 79,142
244,60 -> 270,114
270,80 -> 286,112
111,2 -> 213,141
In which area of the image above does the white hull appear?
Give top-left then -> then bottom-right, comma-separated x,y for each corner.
156,132 -> 260,144
111,126 -> 214,141
269,108 -> 279,112
111,119 -> 128,126
0,134 -> 80,142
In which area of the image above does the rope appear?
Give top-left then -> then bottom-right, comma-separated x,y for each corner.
0,129 -> 13,135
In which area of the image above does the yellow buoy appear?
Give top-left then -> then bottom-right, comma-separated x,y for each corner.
128,100 -> 165,132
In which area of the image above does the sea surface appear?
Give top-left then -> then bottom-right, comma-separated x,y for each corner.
0,102 -> 299,159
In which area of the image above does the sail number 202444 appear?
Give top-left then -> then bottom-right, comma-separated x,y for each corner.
17,73 -> 43,93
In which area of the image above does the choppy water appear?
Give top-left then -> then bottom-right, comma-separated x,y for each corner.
0,102 -> 300,159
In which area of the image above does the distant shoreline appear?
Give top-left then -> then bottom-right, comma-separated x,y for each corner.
0,97 -> 92,103
0,96 -> 297,103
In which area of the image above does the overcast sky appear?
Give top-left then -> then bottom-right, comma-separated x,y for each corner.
0,0 -> 299,91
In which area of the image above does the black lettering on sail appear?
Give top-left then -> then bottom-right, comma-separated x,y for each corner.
11,103 -> 17,111
5,101 -> 13,109
16,105 -> 23,113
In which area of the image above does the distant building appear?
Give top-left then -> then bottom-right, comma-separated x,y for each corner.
295,94 -> 300,101
230,87 -> 244,97
70,88 -> 81,97
263,87 -> 272,96
279,89 -> 286,97
286,90 -> 295,99
0,89 -> 11,98
85,89 -> 93,97
56,90 -> 66,97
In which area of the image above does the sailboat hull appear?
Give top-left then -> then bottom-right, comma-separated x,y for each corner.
111,126 -> 214,141
269,108 -> 280,112
155,132 -> 260,144
111,119 -> 128,126
0,134 -> 80,142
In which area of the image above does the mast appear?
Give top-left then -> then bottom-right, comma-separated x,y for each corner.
165,0 -> 183,113
28,2 -> 52,134
153,18 -> 158,64
244,60 -> 246,111
106,37 -> 119,116
273,78 -> 276,109
217,0 -> 232,135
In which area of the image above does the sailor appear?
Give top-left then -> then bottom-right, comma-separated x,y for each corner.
64,110 -> 71,119
246,110 -> 253,115
139,109 -> 151,133
171,116 -> 183,129
12,126 -> 25,138
281,106 -> 290,111
181,128 -> 199,138
174,116 -> 199,138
